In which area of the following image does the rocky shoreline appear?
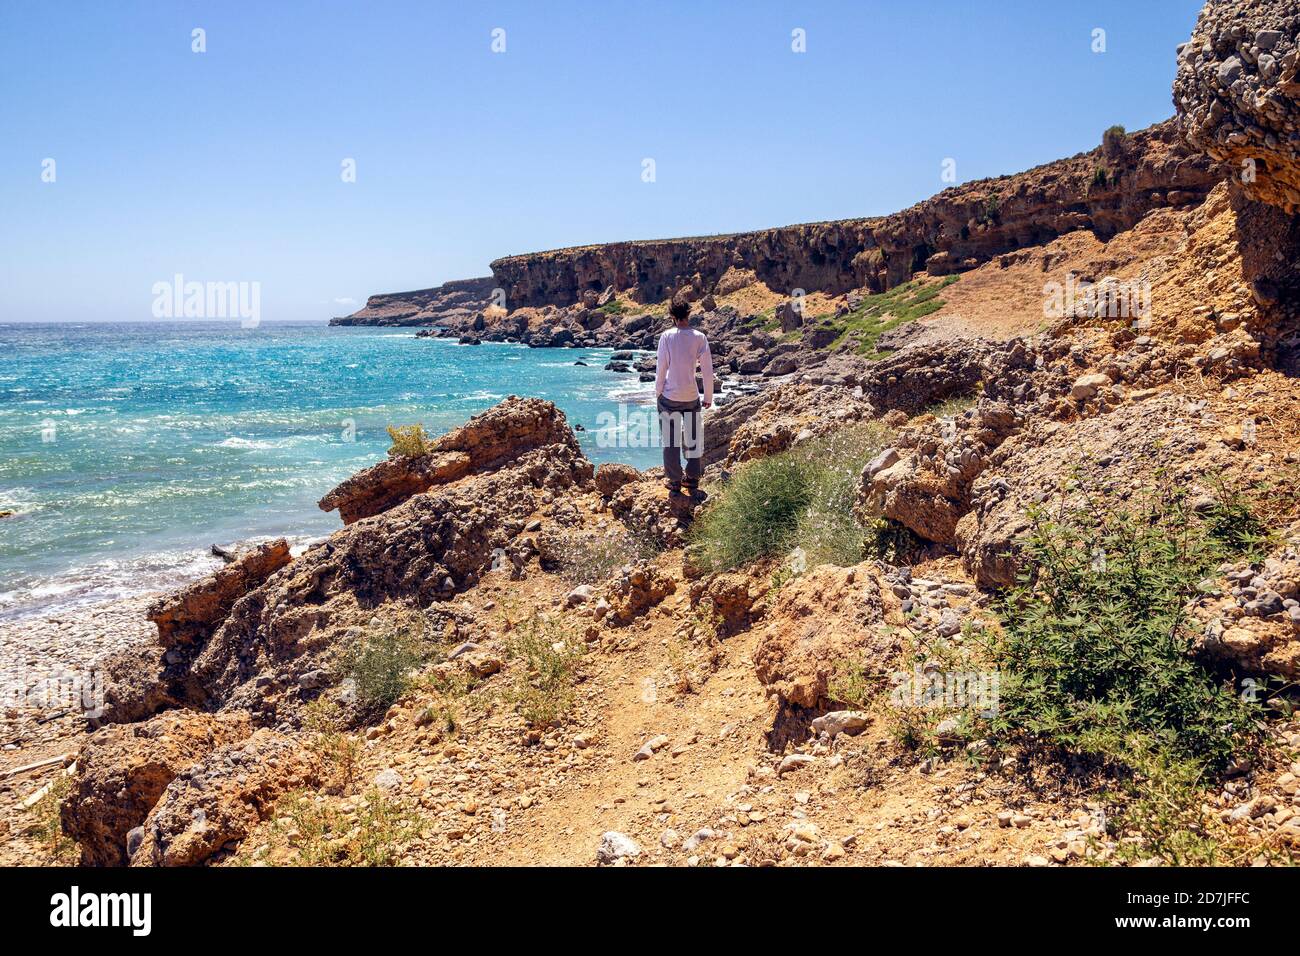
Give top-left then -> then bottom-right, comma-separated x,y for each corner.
5,0 -> 1300,869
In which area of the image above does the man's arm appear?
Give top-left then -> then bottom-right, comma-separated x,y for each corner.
699,336 -> 714,407
654,333 -> 668,397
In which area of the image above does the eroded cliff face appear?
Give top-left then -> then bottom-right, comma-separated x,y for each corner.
1175,0 -> 1300,214
334,119 -> 1217,327
1174,0 -> 1300,370
488,120 -> 1217,309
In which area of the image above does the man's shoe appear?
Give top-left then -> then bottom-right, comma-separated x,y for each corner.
663,480 -> 682,495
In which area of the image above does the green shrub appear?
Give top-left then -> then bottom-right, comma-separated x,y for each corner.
1201,472 -> 1273,560
979,193 -> 1001,225
271,789 -> 425,866
794,425 -> 890,566
689,424 -> 889,574
386,423 -> 431,457
688,452 -> 813,573
505,613 -> 585,728
992,479 -> 1263,772
344,618 -> 426,720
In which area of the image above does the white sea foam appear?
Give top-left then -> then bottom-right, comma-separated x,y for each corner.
0,533 -> 324,621
215,436 -> 278,450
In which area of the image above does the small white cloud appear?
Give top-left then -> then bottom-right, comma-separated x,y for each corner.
333,297 -> 357,306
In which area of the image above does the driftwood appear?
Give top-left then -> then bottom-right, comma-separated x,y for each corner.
1,753 -> 70,779
19,761 -> 77,808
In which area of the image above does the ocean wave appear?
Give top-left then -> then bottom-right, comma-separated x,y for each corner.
214,436 -> 278,450
605,380 -> 656,402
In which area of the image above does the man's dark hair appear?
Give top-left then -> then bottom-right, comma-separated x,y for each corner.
669,299 -> 691,323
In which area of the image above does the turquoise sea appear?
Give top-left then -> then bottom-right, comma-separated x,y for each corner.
0,321 -> 659,620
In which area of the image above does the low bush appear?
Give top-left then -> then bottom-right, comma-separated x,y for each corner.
988,476 -> 1281,862
992,480 -> 1264,771
689,423 -> 889,574
386,423 -> 431,457
505,613 -> 585,728
343,617 -> 426,720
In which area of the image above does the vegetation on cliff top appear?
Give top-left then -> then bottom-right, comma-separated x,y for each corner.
824,275 -> 959,357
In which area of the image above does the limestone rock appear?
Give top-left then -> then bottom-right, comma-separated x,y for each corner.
131,729 -> 320,867
61,711 -> 253,866
318,397 -> 579,524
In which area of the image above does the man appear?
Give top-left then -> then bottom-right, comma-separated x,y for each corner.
655,297 -> 714,497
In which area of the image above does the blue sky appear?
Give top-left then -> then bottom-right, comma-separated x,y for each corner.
0,0 -> 1206,322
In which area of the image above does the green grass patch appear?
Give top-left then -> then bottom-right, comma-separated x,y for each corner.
821,275 -> 958,358
688,423 -> 889,574
344,616 -> 427,721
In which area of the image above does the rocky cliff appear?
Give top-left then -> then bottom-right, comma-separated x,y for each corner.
1175,0 -> 1300,214
329,276 -> 497,327
334,120 -> 1218,327
487,120 -> 1216,309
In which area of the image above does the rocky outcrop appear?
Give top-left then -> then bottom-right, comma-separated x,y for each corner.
1175,0 -> 1300,214
488,121 -> 1214,309
693,572 -> 759,637
1173,1 -> 1300,372
329,276 -> 497,327
954,393 -> 1244,588
608,477 -> 700,550
1189,521 -> 1300,680
147,540 -> 292,646
859,337 -> 996,415
753,564 -> 897,711
601,564 -> 677,626
132,729 -> 320,867
859,399 -> 1020,546
88,399 -> 596,731
61,711 -> 253,866
319,397 -> 578,524
182,439 -> 593,721
593,462 -> 641,498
